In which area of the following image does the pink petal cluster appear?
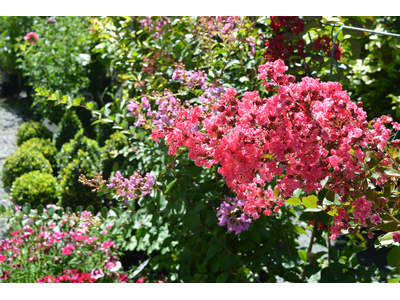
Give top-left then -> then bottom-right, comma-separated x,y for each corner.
24,32 -> 39,44
150,59 -> 397,237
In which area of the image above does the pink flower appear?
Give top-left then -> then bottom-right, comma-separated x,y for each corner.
24,32 -> 39,44
61,245 -> 75,256
100,241 -> 114,250
90,268 -> 104,280
106,261 -> 122,272
0,255 -> 6,262
370,214 -> 382,225
393,232 -> 400,243
136,276 -> 147,283
75,235 -> 89,242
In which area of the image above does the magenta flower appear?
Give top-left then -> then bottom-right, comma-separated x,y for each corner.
106,261 -> 122,272
393,232 -> 400,243
61,245 -> 75,256
100,241 -> 114,250
90,268 -> 104,280
24,32 -> 39,44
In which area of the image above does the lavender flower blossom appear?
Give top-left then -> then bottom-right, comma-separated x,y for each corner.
216,197 -> 252,235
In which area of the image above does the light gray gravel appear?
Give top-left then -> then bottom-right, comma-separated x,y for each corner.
0,97 -> 26,239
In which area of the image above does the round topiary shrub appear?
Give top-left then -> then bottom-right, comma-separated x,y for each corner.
102,131 -> 129,179
56,129 -> 105,173
53,110 -> 83,150
19,138 -> 58,171
58,149 -> 103,210
1,150 -> 53,190
11,170 -> 59,206
16,120 -> 52,146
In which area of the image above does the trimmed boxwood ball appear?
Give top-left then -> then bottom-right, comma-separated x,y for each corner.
58,149 -> 103,210
16,120 -> 52,146
102,131 -> 129,179
1,150 -> 53,190
19,138 -> 58,171
53,109 -> 83,150
11,170 -> 59,206
56,129 -> 105,173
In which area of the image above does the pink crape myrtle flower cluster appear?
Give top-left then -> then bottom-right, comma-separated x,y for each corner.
106,170 -> 154,205
143,59 -> 399,240
24,32 -> 39,44
139,16 -> 171,39
195,16 -> 257,56
0,209 -> 129,283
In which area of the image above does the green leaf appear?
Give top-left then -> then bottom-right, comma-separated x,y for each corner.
154,188 -> 168,211
216,272 -> 229,283
218,253 -> 232,270
225,59 -> 240,69
75,206 -> 83,214
298,250 -> 307,262
86,205 -> 95,215
164,178 -> 177,194
36,205 -> 44,215
387,246 -> 400,268
302,195 -> 318,209
47,207 -> 55,218
379,232 -> 395,246
22,203 -> 31,215
183,210 -> 200,230
286,197 -> 301,205
377,167 -> 400,177
101,207 -> 108,218
388,277 -> 400,283
207,244 -> 219,260
0,205 -> 5,214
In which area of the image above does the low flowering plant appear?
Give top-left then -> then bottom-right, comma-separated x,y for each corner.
0,204 -> 131,283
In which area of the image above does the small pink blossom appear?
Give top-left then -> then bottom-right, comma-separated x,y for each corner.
24,32 -> 39,44
90,268 -> 104,279
106,261 -> 122,272
393,232 -> 400,243
61,245 -> 75,256
370,214 -> 382,225
100,241 -> 114,250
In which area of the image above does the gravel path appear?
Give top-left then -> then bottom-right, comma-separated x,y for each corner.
0,97 -> 27,239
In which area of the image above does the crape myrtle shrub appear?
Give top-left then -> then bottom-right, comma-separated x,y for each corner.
3,16 -> 400,283
10,171 -> 59,206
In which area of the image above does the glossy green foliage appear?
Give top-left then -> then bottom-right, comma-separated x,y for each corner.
1,149 -> 52,190
53,109 -> 83,150
11,170 -> 59,206
19,137 -> 57,171
102,131 -> 129,179
15,16 -> 92,123
16,120 -> 52,146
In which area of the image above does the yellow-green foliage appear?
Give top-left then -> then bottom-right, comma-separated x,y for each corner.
102,131 -> 129,179
16,120 -> 52,146
58,149 -> 102,210
19,138 -> 57,170
1,150 -> 52,190
11,170 -> 59,206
